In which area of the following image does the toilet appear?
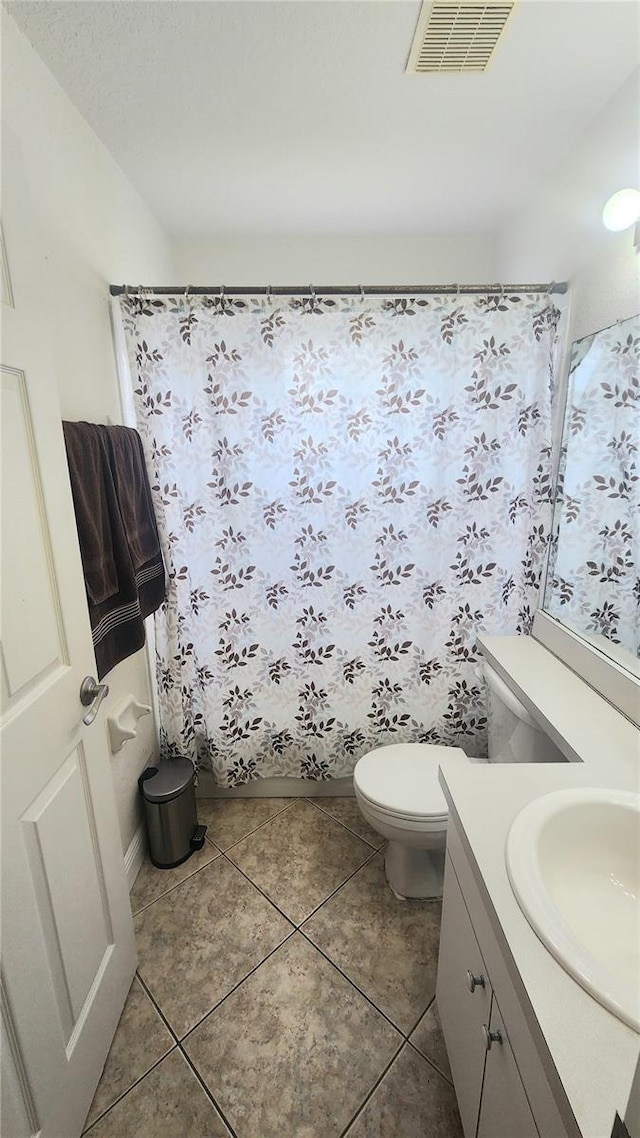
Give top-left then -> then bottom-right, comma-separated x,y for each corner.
353,662 -> 565,899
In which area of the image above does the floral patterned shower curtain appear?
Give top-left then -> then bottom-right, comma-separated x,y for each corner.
119,291 -> 561,786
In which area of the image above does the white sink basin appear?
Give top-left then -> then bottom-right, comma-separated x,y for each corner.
506,788 -> 640,1032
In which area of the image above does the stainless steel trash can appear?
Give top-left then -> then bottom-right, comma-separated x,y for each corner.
139,759 -> 207,869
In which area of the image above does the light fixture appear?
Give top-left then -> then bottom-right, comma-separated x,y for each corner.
602,188 -> 640,232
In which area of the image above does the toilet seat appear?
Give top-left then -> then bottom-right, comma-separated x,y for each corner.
354,743 -> 466,822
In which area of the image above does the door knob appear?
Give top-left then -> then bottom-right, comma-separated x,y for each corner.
79,676 -> 109,726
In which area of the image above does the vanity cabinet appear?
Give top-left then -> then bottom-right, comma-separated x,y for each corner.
437,815 -> 574,1138
436,852 -> 492,1137
475,996 -> 538,1138
437,853 -> 539,1138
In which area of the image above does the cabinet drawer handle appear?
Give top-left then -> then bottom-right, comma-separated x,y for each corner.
482,1024 -> 503,1051
466,970 -> 485,993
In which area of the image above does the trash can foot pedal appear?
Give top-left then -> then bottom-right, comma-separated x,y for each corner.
190,824 -> 207,852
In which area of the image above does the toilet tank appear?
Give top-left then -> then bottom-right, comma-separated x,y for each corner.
484,662 -> 566,763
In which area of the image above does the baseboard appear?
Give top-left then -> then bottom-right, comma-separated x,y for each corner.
124,823 -> 146,891
195,773 -> 355,799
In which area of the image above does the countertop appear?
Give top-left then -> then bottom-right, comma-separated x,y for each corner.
439,634 -> 639,1138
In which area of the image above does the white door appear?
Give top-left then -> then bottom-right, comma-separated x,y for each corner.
1,130 -> 136,1137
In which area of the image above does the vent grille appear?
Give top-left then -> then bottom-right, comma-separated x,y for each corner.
406,0 -> 515,73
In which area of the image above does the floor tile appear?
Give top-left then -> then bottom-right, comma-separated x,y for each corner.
344,1043 -> 463,1138
410,998 -> 452,1082
130,838 -> 220,916
84,1049 -> 232,1137
134,855 -> 293,1037
303,852 -> 441,1033
184,933 -> 401,1138
84,976 -> 174,1130
196,796 -> 292,851
226,798 -> 373,924
309,797 -> 385,848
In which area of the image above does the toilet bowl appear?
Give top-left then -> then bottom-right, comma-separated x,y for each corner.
354,662 -> 565,899
354,743 -> 466,899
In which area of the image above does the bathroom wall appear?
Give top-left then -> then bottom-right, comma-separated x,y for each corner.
5,7 -> 635,823
171,232 -> 498,286
564,233 -> 639,344
2,12 -> 174,855
496,67 -> 639,337
495,64 -> 638,473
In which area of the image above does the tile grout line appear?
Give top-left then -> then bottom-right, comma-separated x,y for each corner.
82,974 -> 181,1132
177,927 -> 299,1042
213,842 -> 426,1039
221,835 -> 379,931
396,991 -> 456,1087
136,839 -> 442,1046
294,841 -> 381,926
337,1005 -> 455,1128
221,797 -> 377,872
87,961 -> 449,1135
131,798 -> 298,919
179,1045 -> 240,1138
338,1035 -> 406,1138
304,796 -> 384,850
129,805 -> 453,1133
136,971 -> 182,1045
136,968 -> 249,1134
81,1044 -> 178,1134
158,836 -> 391,1047
296,925 -> 409,1041
404,992 -> 436,1040
154,842 -> 389,1041
219,850 -> 302,926
202,797 -> 299,854
130,839 -> 223,918
406,1036 -> 455,1088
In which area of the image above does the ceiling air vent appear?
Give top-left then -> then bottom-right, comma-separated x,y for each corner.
406,0 -> 515,73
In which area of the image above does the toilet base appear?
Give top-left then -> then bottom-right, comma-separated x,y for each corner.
384,840 -> 445,900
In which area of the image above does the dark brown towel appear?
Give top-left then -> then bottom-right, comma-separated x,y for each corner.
63,421 -> 165,678
102,425 -> 161,571
62,422 -> 119,604
100,425 -> 166,621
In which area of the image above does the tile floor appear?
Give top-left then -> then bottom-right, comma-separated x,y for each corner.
83,797 -> 463,1138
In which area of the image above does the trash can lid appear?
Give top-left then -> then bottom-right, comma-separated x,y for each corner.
141,758 -> 194,803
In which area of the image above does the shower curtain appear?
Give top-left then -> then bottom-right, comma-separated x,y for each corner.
118,291 -> 561,786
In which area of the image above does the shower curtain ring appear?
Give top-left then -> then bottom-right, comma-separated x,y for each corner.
454,283 -> 460,298
184,284 -> 190,297
266,284 -> 272,300
547,281 -> 556,296
309,284 -> 316,300
359,285 -> 365,301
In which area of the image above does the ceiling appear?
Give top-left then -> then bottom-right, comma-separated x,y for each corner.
5,0 -> 639,238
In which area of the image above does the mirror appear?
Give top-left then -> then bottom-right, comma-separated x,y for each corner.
544,313 -> 639,670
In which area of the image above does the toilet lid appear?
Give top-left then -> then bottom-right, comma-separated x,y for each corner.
354,743 -> 465,819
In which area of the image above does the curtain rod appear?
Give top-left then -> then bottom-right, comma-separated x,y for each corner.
109,282 -> 568,298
